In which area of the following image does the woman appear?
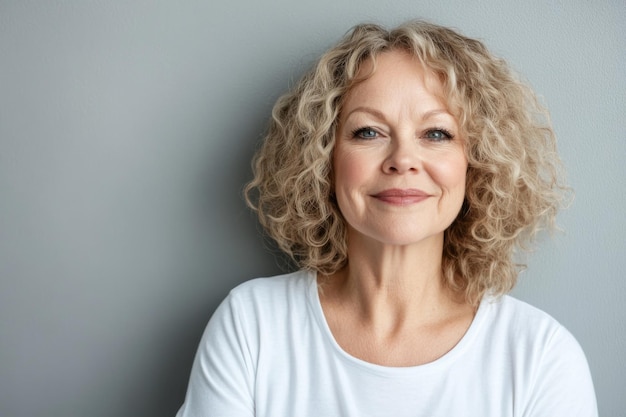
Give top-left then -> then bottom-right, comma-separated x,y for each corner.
177,21 -> 597,416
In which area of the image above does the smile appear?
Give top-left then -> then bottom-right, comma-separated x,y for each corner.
372,188 -> 431,205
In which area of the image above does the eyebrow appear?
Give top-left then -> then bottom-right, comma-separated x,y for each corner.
344,106 -> 386,121
343,106 -> 454,122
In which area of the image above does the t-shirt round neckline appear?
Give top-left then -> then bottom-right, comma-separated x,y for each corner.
304,269 -> 490,377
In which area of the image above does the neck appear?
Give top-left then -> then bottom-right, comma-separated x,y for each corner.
322,231 -> 461,330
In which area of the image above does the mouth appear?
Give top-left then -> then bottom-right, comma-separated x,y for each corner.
372,188 -> 431,205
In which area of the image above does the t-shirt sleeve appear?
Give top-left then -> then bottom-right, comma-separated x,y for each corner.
522,325 -> 598,417
176,292 -> 256,417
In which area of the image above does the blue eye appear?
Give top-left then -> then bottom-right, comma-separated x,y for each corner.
425,128 -> 454,141
351,127 -> 378,139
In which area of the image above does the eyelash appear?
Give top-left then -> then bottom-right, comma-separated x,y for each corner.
350,126 -> 455,141
351,127 -> 379,139
425,127 -> 454,141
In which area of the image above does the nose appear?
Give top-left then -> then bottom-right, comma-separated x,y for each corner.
382,138 -> 420,174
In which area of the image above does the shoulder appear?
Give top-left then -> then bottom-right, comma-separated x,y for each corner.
477,294 -> 594,385
479,295 -> 597,415
200,269 -> 316,354
486,294 -> 557,322
494,293 -> 591,357
228,269 -> 314,305
177,272 -> 314,417
483,295 -> 592,368
218,269 -> 315,326
483,295 -> 566,342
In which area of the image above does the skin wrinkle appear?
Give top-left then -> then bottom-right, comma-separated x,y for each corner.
245,20 -> 567,305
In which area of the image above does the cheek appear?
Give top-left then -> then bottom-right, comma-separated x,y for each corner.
333,148 -> 367,191
432,153 -> 468,194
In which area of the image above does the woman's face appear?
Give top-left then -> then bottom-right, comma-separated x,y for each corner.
333,50 -> 467,249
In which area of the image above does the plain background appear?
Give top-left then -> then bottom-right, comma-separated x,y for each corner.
1,1 -> 624,416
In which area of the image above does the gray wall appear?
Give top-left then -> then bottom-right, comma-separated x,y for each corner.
1,1 -> 624,416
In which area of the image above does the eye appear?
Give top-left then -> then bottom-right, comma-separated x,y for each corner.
351,127 -> 379,140
424,128 -> 454,141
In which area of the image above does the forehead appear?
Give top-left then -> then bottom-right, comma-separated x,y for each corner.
341,50 -> 451,116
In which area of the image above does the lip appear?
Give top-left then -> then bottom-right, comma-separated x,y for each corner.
372,188 -> 431,205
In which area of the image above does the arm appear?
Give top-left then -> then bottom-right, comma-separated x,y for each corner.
522,326 -> 598,417
176,293 -> 256,417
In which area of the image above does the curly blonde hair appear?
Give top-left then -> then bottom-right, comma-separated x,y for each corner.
245,20 -> 567,304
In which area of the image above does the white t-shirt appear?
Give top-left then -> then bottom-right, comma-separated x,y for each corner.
176,270 -> 597,416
